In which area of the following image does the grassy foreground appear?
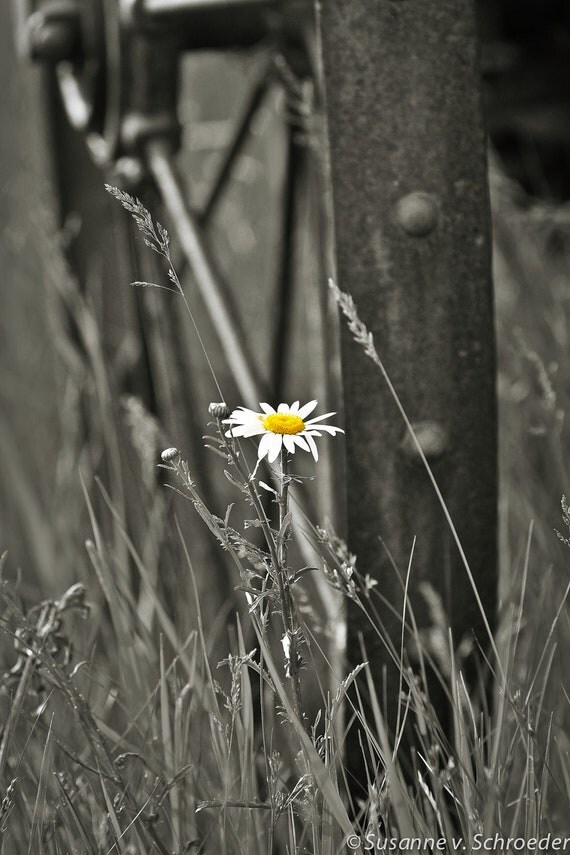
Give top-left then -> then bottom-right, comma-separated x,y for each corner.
1,160 -> 570,852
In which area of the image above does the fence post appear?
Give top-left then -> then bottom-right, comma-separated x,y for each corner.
318,0 -> 496,782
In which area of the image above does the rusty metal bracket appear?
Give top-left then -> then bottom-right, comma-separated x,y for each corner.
318,0 -> 497,780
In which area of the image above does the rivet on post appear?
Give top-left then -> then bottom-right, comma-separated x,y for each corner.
25,1 -> 81,64
109,157 -> 146,190
400,420 -> 448,462
395,191 -> 440,237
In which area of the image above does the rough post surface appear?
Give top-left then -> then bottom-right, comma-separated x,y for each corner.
318,0 -> 496,782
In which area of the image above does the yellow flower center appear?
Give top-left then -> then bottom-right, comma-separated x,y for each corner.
263,413 -> 305,435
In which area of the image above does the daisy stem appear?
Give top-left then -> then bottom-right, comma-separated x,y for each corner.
221,430 -> 306,729
276,449 -> 306,731
277,452 -> 296,642
218,425 -> 281,573
278,449 -> 291,569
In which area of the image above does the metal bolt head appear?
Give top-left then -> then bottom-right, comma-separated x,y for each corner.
400,421 -> 448,462
395,191 -> 439,237
109,157 -> 146,190
25,4 -> 81,64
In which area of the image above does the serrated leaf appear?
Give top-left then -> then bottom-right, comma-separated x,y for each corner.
258,480 -> 278,496
202,433 -> 224,445
224,470 -> 246,491
224,503 -> 234,528
196,799 -> 271,813
204,445 -> 230,461
289,566 -> 319,586
276,512 -> 292,553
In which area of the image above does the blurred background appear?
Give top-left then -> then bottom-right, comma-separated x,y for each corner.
2,0 -> 570,707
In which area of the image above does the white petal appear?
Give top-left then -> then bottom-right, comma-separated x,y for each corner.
289,401 -> 300,413
306,425 -> 344,436
226,416 -> 257,428
305,411 -> 336,425
240,423 -> 268,437
257,432 -> 274,460
267,435 -> 283,463
297,400 -> 318,419
229,406 -> 257,420
277,403 -> 289,413
305,433 -> 319,461
226,425 -> 250,437
227,421 -> 264,437
283,435 -> 296,454
259,402 -> 274,414
292,434 -> 310,452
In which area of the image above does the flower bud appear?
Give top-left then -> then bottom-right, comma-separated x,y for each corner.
161,447 -> 180,463
208,402 -> 230,419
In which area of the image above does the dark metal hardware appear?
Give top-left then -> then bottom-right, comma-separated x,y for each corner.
24,0 -> 82,63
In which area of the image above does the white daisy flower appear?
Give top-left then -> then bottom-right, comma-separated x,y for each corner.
224,400 -> 344,463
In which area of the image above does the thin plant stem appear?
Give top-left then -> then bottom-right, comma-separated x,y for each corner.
276,449 -> 306,731
218,422 -> 306,730
278,449 -> 291,569
329,278 -> 505,684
